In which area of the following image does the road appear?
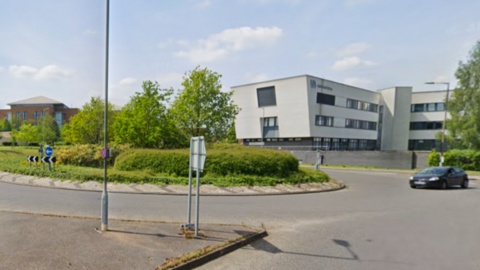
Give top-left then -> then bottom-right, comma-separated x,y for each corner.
1,169 -> 479,269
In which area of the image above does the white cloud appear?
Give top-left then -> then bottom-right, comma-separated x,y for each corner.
119,77 -> 138,85
173,26 -> 283,63
245,73 -> 269,83
197,0 -> 212,9
332,56 -> 378,71
343,77 -> 372,88
9,65 -> 71,81
9,65 -> 38,78
338,42 -> 371,56
83,29 -> 98,35
433,75 -> 449,83
345,0 -> 375,8
35,65 -> 72,81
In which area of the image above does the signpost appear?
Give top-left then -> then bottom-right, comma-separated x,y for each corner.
183,136 -> 206,237
41,156 -> 57,171
45,146 -> 53,170
27,156 -> 39,168
101,147 -> 110,159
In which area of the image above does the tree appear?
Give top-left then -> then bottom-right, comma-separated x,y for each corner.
37,114 -> 60,145
446,41 -> 480,149
171,66 -> 240,142
17,124 -> 41,145
227,120 -> 237,144
10,129 -> 18,147
1,118 -> 12,131
65,97 -> 116,144
113,81 -> 187,148
11,115 -> 21,130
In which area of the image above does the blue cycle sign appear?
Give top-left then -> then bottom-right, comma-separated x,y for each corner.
45,147 -> 53,157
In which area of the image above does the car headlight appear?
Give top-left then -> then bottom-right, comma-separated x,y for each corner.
429,177 -> 439,181
409,176 -> 414,180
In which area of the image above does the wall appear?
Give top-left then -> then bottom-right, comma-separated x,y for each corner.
288,150 -> 430,170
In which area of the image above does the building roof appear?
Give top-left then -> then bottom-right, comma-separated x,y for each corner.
7,96 -> 65,106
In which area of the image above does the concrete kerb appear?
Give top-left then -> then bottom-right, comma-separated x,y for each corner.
0,172 -> 346,196
166,230 -> 268,270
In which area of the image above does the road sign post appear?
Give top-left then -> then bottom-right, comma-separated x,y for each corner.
45,146 -> 53,171
182,136 -> 206,236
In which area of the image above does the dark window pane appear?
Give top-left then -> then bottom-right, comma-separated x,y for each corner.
257,86 -> 276,107
413,104 -> 425,112
317,93 -> 335,105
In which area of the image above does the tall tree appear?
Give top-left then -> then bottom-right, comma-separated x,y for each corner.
171,66 -> 240,142
1,118 -> 12,131
65,97 -> 116,144
11,115 -> 21,130
113,81 -> 187,148
37,114 -> 60,145
446,41 -> 480,149
17,124 -> 41,145
227,120 -> 237,144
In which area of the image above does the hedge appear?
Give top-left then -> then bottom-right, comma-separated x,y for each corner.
428,150 -> 480,171
2,142 -> 18,146
0,157 -> 330,186
55,144 -> 131,167
114,144 -> 299,178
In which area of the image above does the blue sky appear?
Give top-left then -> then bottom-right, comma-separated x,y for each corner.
0,0 -> 479,109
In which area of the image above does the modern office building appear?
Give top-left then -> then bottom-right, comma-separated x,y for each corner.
0,96 -> 79,129
232,75 -> 451,151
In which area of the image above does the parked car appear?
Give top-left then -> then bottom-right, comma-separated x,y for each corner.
409,167 -> 469,189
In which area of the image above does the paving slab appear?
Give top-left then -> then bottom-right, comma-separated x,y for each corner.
0,211 -> 259,270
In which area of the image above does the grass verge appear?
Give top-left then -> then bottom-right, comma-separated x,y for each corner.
0,157 -> 330,186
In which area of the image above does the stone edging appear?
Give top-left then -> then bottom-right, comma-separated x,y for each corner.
0,172 -> 346,196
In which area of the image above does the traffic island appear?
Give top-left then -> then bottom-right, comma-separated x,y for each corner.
0,211 -> 263,270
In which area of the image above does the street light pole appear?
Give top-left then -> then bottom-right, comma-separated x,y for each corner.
425,81 -> 450,166
101,0 -> 110,232
42,108 -> 49,146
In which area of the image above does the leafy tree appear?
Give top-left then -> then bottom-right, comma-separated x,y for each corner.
171,66 -> 240,142
446,41 -> 480,149
37,114 -> 60,145
17,124 -> 41,145
65,97 -> 116,144
10,129 -> 18,147
227,120 -> 237,144
113,81 -> 187,148
11,115 -> 21,130
1,118 -> 12,131
61,123 -> 73,144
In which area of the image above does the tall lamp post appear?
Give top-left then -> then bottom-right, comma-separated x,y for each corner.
42,108 -> 49,146
101,0 -> 110,232
425,81 -> 450,166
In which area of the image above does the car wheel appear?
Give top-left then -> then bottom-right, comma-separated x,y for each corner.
461,178 -> 469,189
440,181 -> 447,190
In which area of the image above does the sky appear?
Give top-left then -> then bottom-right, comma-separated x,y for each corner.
0,0 -> 479,109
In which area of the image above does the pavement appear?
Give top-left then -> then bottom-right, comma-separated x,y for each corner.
0,211 -> 260,270
0,171 -> 344,195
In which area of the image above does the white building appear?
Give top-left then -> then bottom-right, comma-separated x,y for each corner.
232,75 -> 451,151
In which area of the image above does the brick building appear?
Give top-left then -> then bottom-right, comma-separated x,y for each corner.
0,96 -> 78,129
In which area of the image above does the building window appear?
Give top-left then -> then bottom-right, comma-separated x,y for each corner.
410,121 -> 443,130
317,93 -> 335,106
263,117 -> 279,138
315,115 -> 334,126
41,111 -> 45,117
34,111 -> 39,119
411,103 -> 445,112
257,86 -> 276,107
23,112 -> 27,119
346,99 -> 378,113
408,140 -> 438,151
16,112 -> 20,118
345,119 -> 377,130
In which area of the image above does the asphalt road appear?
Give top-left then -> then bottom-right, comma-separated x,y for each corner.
1,169 -> 479,269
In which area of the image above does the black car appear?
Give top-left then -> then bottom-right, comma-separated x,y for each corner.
409,167 -> 469,189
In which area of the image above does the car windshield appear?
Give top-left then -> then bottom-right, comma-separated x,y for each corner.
417,168 -> 448,175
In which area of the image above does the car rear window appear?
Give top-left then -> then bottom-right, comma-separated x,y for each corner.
454,168 -> 464,173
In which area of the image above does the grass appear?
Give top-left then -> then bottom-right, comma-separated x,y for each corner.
0,147 -> 39,159
0,157 -> 331,186
156,233 -> 255,270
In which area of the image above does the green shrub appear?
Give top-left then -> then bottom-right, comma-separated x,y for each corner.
2,142 -> 18,146
115,145 -> 299,178
56,144 -> 131,168
428,150 -> 480,171
0,158 -> 329,186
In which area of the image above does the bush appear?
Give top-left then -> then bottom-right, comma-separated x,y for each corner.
27,143 -> 40,147
2,142 -> 18,146
428,150 -> 480,171
56,144 -> 131,167
115,144 -> 299,178
0,158 -> 329,186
